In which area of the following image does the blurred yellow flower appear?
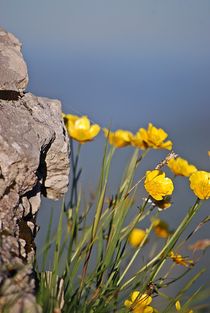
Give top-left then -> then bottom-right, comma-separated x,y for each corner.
124,291 -> 154,313
144,170 -> 174,201
189,171 -> 210,200
63,114 -> 100,143
152,219 -> 171,239
175,300 -> 193,313
168,157 -> 197,177
130,131 -> 148,150
131,123 -> 172,150
169,251 -> 194,267
128,228 -> 146,248
175,301 -> 181,311
208,151 -> 210,157
103,128 -> 133,148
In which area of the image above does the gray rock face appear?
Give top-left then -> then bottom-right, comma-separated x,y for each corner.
0,27 -> 70,313
0,27 -> 28,92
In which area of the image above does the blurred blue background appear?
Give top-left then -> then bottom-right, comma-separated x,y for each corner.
1,0 -> 210,306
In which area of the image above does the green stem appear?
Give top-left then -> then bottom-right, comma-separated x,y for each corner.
116,197 -> 151,286
69,141 -> 81,209
120,198 -> 201,290
78,145 -> 115,298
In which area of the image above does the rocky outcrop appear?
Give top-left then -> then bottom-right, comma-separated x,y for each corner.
0,27 -> 70,312
0,27 -> 28,92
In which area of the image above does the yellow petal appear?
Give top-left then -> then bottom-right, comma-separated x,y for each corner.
145,170 -> 160,181
67,114 -> 80,124
131,291 -> 141,302
124,299 -> 132,308
175,301 -> 181,311
160,140 -> 173,150
139,294 -> 152,306
103,128 -> 132,148
144,306 -> 154,313
89,124 -> 101,138
75,116 -> 90,130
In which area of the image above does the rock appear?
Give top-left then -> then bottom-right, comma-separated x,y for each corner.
0,27 -> 70,313
0,27 -> 28,92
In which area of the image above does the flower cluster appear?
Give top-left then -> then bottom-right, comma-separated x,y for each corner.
63,113 -> 210,202
62,113 -> 210,201
63,113 -> 173,151
105,123 -> 173,150
60,111 -> 210,312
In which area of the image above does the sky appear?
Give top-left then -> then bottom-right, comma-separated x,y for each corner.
1,1 -> 210,136
1,0 -> 210,303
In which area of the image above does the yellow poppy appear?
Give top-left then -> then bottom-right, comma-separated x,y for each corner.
168,157 -> 197,177
103,128 -> 133,148
128,228 -> 147,248
63,114 -> 100,143
132,123 -> 172,150
144,170 -> 174,201
189,171 -> 210,200
124,291 -> 154,313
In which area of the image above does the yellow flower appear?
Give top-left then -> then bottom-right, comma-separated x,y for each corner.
168,157 -> 197,177
208,151 -> 210,157
189,171 -> 210,200
103,128 -> 133,148
63,114 -> 100,143
175,301 -> 181,311
131,123 -> 172,150
144,170 -> 174,201
128,228 -> 146,248
152,219 -> 171,239
175,300 -> 193,313
130,131 -> 148,150
169,251 -> 194,267
124,291 -> 154,313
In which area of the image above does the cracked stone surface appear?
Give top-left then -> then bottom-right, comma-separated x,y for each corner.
0,27 -> 70,313
0,27 -> 28,92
